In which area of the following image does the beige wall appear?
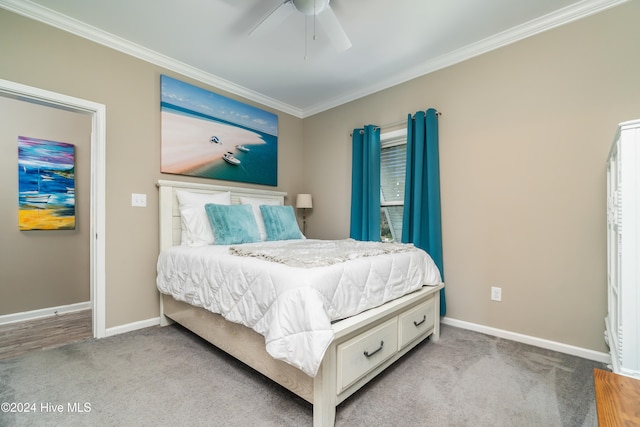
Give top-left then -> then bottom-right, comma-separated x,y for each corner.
302,1 -> 640,353
0,9 -> 304,327
0,97 -> 91,314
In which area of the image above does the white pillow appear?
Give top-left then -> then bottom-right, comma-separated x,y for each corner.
176,190 -> 231,246
239,196 -> 280,241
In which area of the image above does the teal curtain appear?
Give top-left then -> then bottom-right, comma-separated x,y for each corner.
350,125 -> 381,241
402,109 -> 446,315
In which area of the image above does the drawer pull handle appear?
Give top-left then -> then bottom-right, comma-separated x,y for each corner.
413,315 -> 427,327
363,341 -> 384,358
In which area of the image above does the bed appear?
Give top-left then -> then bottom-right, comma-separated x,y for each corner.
156,179 -> 444,426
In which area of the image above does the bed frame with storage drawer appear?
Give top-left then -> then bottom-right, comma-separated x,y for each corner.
157,180 -> 443,426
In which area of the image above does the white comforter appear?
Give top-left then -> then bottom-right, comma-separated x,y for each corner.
156,239 -> 442,377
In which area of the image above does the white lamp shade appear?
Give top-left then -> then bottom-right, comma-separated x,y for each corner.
296,194 -> 313,209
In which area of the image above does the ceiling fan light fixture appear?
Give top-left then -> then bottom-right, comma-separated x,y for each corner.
250,0 -> 350,53
292,0 -> 330,15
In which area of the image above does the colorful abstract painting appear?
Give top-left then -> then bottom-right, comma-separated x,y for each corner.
18,136 -> 76,230
160,75 -> 278,186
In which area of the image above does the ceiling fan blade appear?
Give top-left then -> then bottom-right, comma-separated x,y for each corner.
316,5 -> 352,51
249,1 -> 295,37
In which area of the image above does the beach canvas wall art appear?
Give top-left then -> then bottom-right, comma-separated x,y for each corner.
18,136 -> 76,230
161,75 -> 278,186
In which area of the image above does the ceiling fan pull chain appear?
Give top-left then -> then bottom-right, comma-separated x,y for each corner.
304,14 -> 309,61
313,0 -> 317,41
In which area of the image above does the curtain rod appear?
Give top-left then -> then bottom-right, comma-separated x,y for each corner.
385,110 -> 442,128
350,110 -> 442,136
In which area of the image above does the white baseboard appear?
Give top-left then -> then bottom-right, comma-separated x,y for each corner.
0,301 -> 91,326
105,317 -> 160,337
96,315 -> 612,366
442,317 -> 611,364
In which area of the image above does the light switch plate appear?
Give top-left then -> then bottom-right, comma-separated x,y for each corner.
131,193 -> 147,207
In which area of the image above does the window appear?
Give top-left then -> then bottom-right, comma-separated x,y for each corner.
380,129 -> 407,242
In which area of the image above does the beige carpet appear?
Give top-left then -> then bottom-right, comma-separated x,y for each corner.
0,323 -> 604,426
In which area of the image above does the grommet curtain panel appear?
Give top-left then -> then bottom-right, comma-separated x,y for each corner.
350,124 -> 381,241
402,109 -> 446,315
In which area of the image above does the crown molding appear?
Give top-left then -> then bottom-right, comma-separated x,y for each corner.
1,0 -> 628,119
0,0 -> 305,118
302,0 -> 629,117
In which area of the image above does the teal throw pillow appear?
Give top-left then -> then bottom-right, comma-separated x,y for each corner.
259,205 -> 303,241
204,203 -> 260,245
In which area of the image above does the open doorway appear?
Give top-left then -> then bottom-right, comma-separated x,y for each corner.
0,78 -> 106,340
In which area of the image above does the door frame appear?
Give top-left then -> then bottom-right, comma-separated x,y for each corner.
0,78 -> 106,338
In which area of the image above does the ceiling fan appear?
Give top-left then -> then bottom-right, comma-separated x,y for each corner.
249,0 -> 352,52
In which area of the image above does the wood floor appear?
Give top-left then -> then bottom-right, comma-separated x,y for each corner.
0,310 -> 92,360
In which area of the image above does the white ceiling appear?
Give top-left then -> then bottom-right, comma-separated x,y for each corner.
1,0 -> 627,117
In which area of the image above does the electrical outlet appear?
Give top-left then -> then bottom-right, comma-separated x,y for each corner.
131,193 -> 147,207
491,286 -> 502,302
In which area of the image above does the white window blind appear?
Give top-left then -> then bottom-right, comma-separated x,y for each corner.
380,129 -> 407,241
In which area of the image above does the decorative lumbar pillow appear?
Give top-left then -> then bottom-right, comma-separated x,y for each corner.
239,196 -> 281,241
259,205 -> 303,241
176,190 -> 231,246
204,203 -> 261,245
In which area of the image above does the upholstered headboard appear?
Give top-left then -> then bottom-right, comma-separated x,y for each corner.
156,179 -> 287,250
